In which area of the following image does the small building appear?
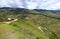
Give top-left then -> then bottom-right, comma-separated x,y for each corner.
8,18 -> 11,20
7,18 -> 14,21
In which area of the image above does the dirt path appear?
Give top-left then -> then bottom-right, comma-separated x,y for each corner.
38,26 -> 44,33
1,19 -> 18,24
6,30 -> 18,39
0,30 -> 18,39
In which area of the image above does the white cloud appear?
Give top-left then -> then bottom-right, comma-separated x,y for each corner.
0,0 -> 60,10
47,2 -> 60,10
38,0 -> 60,10
27,3 -> 37,9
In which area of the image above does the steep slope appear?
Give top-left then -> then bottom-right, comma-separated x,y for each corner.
0,24 -> 22,39
0,19 -> 58,39
0,8 -> 60,39
0,20 -> 49,39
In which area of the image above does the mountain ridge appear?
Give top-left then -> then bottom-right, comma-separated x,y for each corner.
0,8 -> 60,39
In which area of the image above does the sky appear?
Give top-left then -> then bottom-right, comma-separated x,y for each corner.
0,0 -> 60,10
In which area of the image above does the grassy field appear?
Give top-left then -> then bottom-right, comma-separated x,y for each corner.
0,8 -> 60,39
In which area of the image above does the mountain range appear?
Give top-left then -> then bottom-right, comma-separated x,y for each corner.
0,7 -> 60,39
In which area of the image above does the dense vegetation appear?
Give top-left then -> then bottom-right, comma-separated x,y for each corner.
0,8 -> 60,39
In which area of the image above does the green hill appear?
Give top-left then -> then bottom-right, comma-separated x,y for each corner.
0,8 -> 60,39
